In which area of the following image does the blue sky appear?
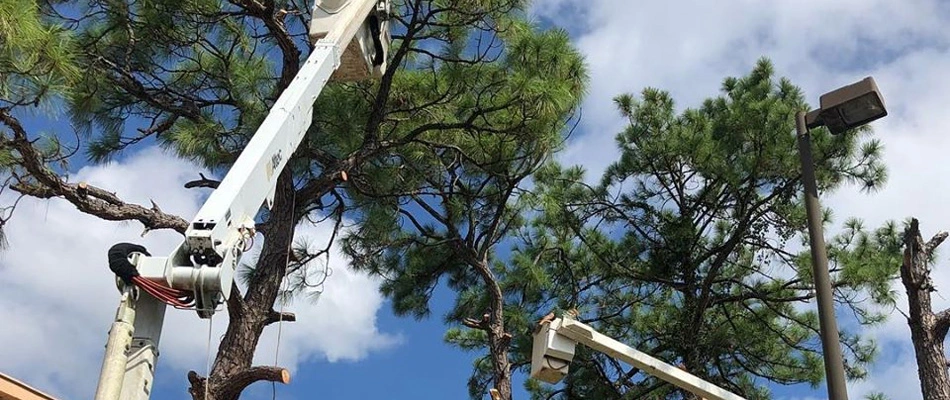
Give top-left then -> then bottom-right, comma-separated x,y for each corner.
3,0 -> 950,399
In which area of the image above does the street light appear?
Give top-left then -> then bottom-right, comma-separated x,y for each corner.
797,76 -> 887,400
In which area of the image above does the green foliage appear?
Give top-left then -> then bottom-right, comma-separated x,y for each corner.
339,8 -> 587,398
828,218 -> 904,311
0,0 -> 82,247
0,0 -> 79,107
61,0 -> 274,165
341,16 -> 587,319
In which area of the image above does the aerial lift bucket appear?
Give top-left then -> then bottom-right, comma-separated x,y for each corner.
310,0 -> 391,81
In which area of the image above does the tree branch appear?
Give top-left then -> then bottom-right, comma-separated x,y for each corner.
462,313 -> 490,330
265,310 -> 296,326
935,309 -> 950,343
927,231 -> 949,255
189,366 -> 290,400
0,110 -> 189,233
184,173 -> 221,189
215,366 -> 290,400
226,0 -> 300,93
89,55 -> 202,121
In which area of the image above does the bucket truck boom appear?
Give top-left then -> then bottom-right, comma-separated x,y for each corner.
531,316 -> 747,400
93,1 -> 391,399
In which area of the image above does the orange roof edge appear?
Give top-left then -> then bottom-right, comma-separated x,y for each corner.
0,372 -> 58,400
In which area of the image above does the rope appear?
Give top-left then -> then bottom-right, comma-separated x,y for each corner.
205,312 -> 214,399
196,0 -> 212,392
272,186 -> 297,399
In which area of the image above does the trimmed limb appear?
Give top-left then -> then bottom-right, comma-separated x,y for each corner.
214,366 -> 291,400
185,173 -> 221,189
462,314 -> 490,330
265,310 -> 296,326
0,110 -> 189,233
936,309 -> 950,343
187,371 -> 208,399
188,367 -> 290,400
928,231 -> 950,256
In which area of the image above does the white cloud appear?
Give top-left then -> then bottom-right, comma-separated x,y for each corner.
531,0 -> 950,397
0,148 -> 397,398
250,223 -> 403,368
848,338 -> 924,399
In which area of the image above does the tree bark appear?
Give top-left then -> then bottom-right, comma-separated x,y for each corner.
901,218 -> 950,400
486,309 -> 512,400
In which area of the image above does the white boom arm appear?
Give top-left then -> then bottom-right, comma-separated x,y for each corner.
94,1 -> 390,399
173,0 -> 388,317
531,317 -> 747,400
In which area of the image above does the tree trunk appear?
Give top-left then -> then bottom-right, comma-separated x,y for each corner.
470,256 -> 512,400
188,170 -> 298,400
901,219 -> 950,400
487,311 -> 512,400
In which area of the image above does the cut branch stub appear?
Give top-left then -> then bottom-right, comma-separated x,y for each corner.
188,367 -> 290,400
185,173 -> 221,190
265,310 -> 297,326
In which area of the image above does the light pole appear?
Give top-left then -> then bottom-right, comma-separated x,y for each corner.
796,77 -> 887,400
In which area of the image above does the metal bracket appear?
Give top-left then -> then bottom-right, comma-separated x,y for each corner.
375,0 -> 390,20
804,109 -> 824,130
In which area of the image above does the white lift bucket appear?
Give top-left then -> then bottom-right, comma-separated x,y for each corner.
310,0 -> 391,81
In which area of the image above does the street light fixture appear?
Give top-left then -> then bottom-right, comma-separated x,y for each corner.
806,77 -> 888,134
796,76 -> 887,400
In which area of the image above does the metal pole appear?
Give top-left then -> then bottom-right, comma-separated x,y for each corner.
119,291 -> 167,400
795,111 -> 849,400
95,286 -> 137,400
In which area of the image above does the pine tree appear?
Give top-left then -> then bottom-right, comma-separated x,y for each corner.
339,19 -> 587,400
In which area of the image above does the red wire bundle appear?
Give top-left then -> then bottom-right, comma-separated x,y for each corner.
131,276 -> 195,309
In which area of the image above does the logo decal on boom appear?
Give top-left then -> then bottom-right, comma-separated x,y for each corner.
266,150 -> 284,181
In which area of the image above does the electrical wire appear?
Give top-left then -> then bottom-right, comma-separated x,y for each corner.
131,276 -> 195,309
